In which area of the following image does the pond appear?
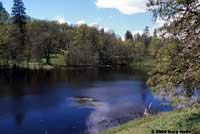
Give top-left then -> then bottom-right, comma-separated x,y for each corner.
0,68 -> 173,134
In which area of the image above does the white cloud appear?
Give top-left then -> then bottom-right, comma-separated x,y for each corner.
55,16 -> 66,24
132,30 -> 143,35
155,18 -> 165,29
89,23 -> 113,33
150,18 -> 166,35
89,22 -> 100,28
96,0 -> 148,15
76,20 -> 87,25
55,16 -> 72,25
99,26 -> 112,33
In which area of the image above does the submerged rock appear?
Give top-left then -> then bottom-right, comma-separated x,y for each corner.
74,96 -> 96,104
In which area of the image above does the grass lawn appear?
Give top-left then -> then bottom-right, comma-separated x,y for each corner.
28,54 -> 66,69
131,56 -> 156,68
48,54 -> 66,66
102,105 -> 200,134
0,54 -> 66,70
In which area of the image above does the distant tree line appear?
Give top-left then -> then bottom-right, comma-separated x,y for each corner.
0,1 -> 160,69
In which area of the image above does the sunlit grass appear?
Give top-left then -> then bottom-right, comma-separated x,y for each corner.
102,105 -> 200,134
0,53 -> 66,70
131,56 -> 156,68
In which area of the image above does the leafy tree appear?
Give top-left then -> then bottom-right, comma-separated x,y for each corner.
0,24 -> 10,66
99,32 -> 119,65
147,40 -> 182,94
0,2 -> 10,66
57,23 -> 74,51
28,20 -> 60,65
88,27 -> 100,55
135,41 -> 146,57
68,24 -> 99,65
124,39 -> 135,55
148,30 -> 162,57
147,0 -> 200,96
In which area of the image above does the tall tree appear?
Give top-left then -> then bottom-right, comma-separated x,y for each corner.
11,0 -> 27,33
142,26 -> 151,47
0,2 -> 9,24
125,30 -> 133,41
10,0 -> 27,66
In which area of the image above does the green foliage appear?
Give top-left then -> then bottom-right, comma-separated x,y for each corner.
0,1 -> 156,69
67,43 -> 99,65
148,31 -> 162,57
27,20 -> 62,64
66,24 -> 131,66
147,40 -> 182,94
0,2 -> 10,64
147,0 -> 200,96
123,28 -> 154,66
0,24 -> 10,65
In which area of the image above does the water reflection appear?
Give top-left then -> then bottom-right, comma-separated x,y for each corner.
71,81 -> 173,134
15,112 -> 24,127
0,68 -> 173,134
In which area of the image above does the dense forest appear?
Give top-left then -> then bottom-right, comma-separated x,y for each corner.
0,0 -> 160,69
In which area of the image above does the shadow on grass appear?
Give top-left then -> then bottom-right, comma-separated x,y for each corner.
177,111 -> 200,134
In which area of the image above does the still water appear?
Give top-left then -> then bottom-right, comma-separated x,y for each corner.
0,68 -> 173,134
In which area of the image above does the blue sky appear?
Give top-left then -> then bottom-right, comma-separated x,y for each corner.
1,0 -> 161,37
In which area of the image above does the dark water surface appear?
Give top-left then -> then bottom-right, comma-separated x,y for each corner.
0,68 -> 173,134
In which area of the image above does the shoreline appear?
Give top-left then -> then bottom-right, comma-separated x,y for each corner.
101,105 -> 200,134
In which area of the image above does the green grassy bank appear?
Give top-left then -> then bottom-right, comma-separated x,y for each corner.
0,54 -> 66,70
102,105 -> 200,134
130,56 -> 156,68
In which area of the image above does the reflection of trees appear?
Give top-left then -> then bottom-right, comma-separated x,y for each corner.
10,70 -> 25,127
11,95 -> 25,127
0,68 -> 149,95
0,69 -> 26,127
15,112 -> 24,127
86,101 -> 145,134
0,68 -> 151,130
